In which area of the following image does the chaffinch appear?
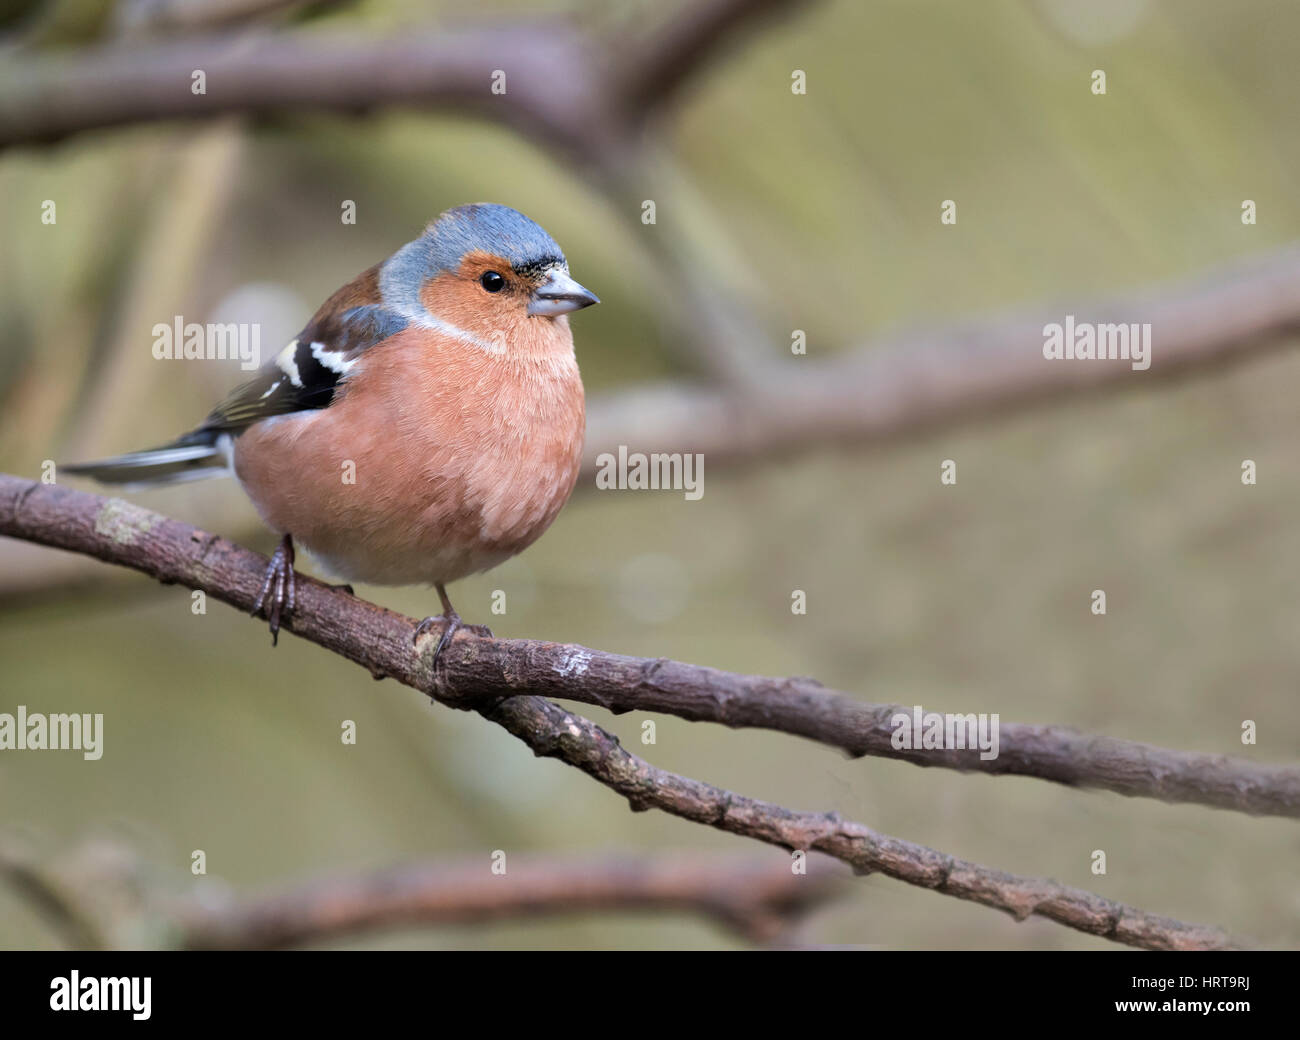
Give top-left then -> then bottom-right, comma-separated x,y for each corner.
66,203 -> 598,659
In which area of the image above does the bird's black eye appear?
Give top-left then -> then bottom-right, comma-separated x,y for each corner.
480,271 -> 506,293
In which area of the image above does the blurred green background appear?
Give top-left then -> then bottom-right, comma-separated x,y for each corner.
2,0 -> 1298,949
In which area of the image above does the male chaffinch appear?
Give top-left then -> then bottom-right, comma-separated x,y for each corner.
66,203 -> 598,659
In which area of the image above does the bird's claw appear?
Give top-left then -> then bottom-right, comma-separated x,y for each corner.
413,612 -> 493,667
252,535 -> 296,646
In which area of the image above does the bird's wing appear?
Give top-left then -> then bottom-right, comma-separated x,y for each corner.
63,265 -> 411,486
200,265 -> 408,435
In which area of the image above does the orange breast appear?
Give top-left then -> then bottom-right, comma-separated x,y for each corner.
233,322 -> 585,586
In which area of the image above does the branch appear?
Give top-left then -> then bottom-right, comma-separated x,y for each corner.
112,0 -> 314,39
176,853 -> 845,949
0,26 -> 608,158
4,476 -> 1291,818
10,2 -> 1297,441
468,651 -> 1300,820
7,839 -> 834,948
583,243 -> 1300,475
616,0 -> 814,113
0,475 -> 1245,949
0,839 -> 108,950
0,0 -> 810,155
481,697 -> 1238,950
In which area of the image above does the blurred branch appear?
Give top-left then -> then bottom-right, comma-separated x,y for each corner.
66,120 -> 247,460
0,839 -> 109,949
177,853 -> 845,948
616,0 -> 813,114
0,475 -> 1246,949
112,0 -> 313,39
13,0 -> 1293,400
0,25 -> 604,156
584,243 -> 1300,475
0,0 -> 810,157
6,837 -> 840,947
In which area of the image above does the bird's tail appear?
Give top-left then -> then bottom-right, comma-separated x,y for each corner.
62,430 -> 232,489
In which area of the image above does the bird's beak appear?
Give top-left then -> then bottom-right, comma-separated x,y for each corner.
528,270 -> 600,316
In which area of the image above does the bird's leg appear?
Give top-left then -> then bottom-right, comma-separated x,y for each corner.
413,582 -> 494,664
252,533 -> 296,646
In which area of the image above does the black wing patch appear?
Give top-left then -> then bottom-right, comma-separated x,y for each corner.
199,304 -> 408,435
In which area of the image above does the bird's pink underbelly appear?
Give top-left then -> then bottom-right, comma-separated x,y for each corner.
233,408 -> 582,587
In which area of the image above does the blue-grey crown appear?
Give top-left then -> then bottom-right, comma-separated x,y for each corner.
379,204 -> 567,320
424,203 -> 566,274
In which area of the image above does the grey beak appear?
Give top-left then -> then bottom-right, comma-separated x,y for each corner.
528,269 -> 600,316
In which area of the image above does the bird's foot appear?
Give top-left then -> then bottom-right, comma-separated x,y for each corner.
413,612 -> 493,666
252,535 -> 296,646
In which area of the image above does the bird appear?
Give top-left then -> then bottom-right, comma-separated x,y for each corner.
65,203 -> 598,662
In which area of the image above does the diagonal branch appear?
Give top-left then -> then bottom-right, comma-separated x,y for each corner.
435,641 -> 1300,820
0,474 -> 1247,948
0,840 -> 108,950
4,473 -> 1293,818
480,695 -> 1237,950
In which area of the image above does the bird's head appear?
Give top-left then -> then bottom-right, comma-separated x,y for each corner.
380,203 -> 598,351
